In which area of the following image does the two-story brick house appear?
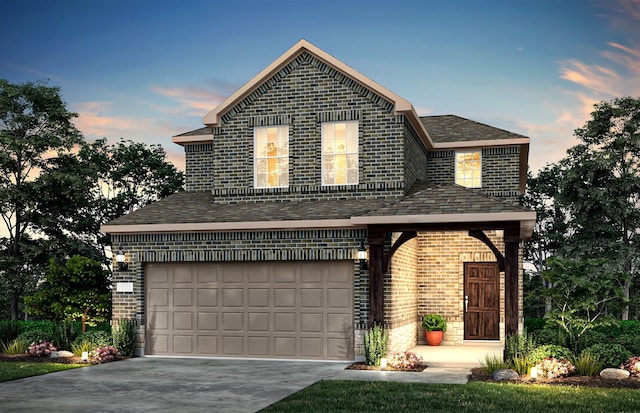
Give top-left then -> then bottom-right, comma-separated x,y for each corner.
102,39 -> 535,360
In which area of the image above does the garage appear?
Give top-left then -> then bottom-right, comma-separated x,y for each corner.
145,261 -> 354,360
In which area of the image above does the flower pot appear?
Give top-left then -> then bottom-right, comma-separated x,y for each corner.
425,330 -> 443,346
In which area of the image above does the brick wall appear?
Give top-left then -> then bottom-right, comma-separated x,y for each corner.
426,147 -> 521,200
184,51 -> 413,201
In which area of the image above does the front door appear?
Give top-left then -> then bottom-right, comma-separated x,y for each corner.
464,262 -> 499,340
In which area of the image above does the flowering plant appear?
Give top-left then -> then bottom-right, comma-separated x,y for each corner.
27,341 -> 56,357
387,351 -> 422,371
534,357 -> 575,378
621,356 -> 640,378
89,345 -> 120,364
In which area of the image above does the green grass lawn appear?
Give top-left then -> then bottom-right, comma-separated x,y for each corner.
0,362 -> 86,383
260,380 -> 640,413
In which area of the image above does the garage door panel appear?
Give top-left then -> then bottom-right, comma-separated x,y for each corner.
248,312 -> 269,331
274,289 -> 295,307
197,312 -> 217,330
197,288 -> 218,306
222,312 -> 243,331
222,336 -> 243,355
248,288 -> 269,307
197,336 -> 218,354
146,261 -> 353,360
174,312 -> 193,330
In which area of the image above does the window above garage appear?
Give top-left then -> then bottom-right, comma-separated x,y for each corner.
321,121 -> 359,186
254,125 -> 289,188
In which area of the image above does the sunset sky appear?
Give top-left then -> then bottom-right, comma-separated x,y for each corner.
2,0 -> 639,172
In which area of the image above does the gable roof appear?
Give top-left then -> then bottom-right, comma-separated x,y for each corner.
101,182 -> 535,239
421,115 -> 530,146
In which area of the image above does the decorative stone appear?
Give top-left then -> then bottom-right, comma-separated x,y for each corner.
493,368 -> 519,381
50,350 -> 75,358
600,368 -> 630,380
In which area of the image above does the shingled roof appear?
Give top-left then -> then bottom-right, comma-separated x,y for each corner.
421,115 -> 529,143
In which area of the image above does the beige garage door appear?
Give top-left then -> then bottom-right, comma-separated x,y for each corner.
145,261 -> 354,360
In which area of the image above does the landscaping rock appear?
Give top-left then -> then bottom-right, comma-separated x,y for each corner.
493,368 -> 519,381
600,368 -> 630,380
50,350 -> 75,358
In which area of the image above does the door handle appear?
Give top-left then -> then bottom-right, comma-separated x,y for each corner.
464,295 -> 469,312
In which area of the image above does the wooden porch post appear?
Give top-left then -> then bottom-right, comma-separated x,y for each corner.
504,229 -> 520,337
368,230 -> 386,326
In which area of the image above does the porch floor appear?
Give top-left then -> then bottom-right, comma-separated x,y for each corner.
409,342 -> 503,368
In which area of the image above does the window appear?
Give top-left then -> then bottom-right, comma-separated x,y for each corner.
455,150 -> 481,188
254,125 -> 289,188
322,121 -> 358,186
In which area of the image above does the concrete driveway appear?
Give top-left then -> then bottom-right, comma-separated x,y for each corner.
0,357 -> 349,413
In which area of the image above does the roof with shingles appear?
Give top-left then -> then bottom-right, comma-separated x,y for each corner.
421,115 -> 529,143
174,127 -> 213,137
105,181 -> 528,227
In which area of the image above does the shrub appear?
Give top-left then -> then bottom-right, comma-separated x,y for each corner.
89,345 -> 119,364
533,326 -> 569,348
112,318 -> 137,357
613,334 -> 640,356
510,356 -> 533,376
0,321 -> 22,344
529,345 -> 573,365
421,314 -> 447,332
505,330 -> 537,361
524,318 -> 547,333
479,354 -> 508,375
71,341 -> 95,357
27,341 -> 57,357
73,330 -> 111,349
363,324 -> 388,367
387,351 -> 422,371
1,338 -> 28,355
18,320 -> 58,338
18,329 -> 55,345
583,343 -> 631,368
576,329 -> 608,353
54,320 -> 78,350
621,356 -> 640,378
534,357 -> 575,378
574,351 -> 604,376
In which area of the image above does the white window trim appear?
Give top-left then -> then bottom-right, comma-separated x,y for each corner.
321,120 -> 359,186
253,125 -> 289,189
455,149 -> 482,188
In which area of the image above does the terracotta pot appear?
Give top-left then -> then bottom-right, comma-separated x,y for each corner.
425,330 -> 443,346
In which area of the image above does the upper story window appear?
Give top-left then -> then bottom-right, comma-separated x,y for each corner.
254,125 -> 289,188
455,150 -> 481,188
321,121 -> 359,186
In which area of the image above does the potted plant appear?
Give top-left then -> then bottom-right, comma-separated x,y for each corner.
422,314 -> 447,346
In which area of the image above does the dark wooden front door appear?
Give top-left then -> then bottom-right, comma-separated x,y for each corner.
464,262 -> 500,340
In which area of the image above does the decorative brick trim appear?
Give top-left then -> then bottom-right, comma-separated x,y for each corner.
316,110 -> 362,123
248,114 -> 292,127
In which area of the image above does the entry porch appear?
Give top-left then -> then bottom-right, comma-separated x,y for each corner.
409,342 -> 503,368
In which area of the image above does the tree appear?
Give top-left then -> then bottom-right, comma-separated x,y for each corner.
25,255 -> 111,332
521,165 -> 570,316
0,80 -> 83,319
558,97 -> 640,319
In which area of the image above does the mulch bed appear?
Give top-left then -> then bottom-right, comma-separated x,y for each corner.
468,367 -> 640,389
346,362 -> 427,372
0,353 -> 127,365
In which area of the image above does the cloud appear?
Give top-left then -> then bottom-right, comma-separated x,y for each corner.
150,81 -> 234,117
73,102 -> 157,138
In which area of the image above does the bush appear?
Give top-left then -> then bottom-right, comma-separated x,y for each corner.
0,321 -> 22,344
73,330 -> 111,349
89,345 -> 119,364
534,357 -> 575,378
524,318 -> 547,333
505,330 -> 537,361
71,340 -> 95,357
583,343 -> 632,368
363,324 -> 388,367
621,356 -> 640,378
422,314 -> 447,332
574,351 -> 604,376
387,351 -> 422,371
54,320 -> 78,350
18,329 -> 55,345
112,318 -> 137,357
533,326 -> 569,347
18,320 -> 58,338
510,356 -> 533,376
613,334 -> 640,356
1,338 -> 28,355
480,354 -> 508,375
27,341 -> 56,357
576,329 -> 608,353
529,345 -> 573,364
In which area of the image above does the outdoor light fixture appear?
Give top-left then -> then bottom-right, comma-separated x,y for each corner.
530,366 -> 538,381
115,250 -> 129,271
357,241 -> 368,270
